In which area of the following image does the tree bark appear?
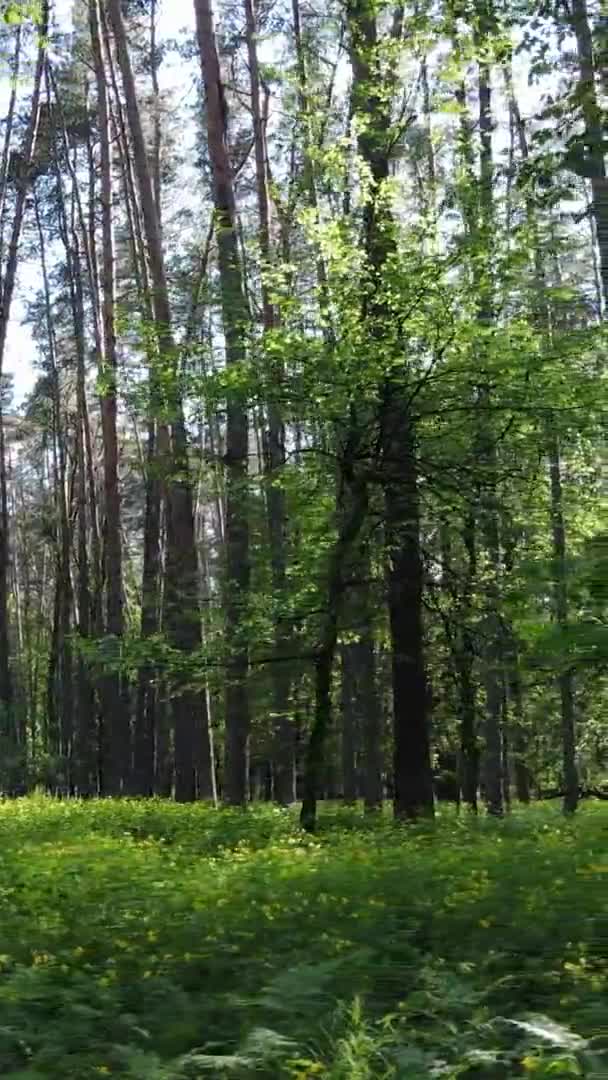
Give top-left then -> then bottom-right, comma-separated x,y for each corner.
90,0 -> 128,793
108,0 -> 215,802
244,0 -> 295,804
0,3 -> 48,758
106,22 -> 164,798
383,408 -> 435,819
340,644 -> 358,802
548,434 -> 579,814
35,190 -> 74,794
194,0 -> 251,806
65,212 -> 97,795
508,80 -> 580,814
474,10 -> 504,816
347,0 -> 434,821
359,636 -> 383,811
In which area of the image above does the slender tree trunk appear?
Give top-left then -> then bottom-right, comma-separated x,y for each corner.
548,434 -> 579,813
108,0 -> 215,802
70,230 -> 97,795
340,644 -> 358,802
35,192 -> 74,794
0,399 -> 13,772
244,0 -> 295,805
90,0 -> 128,793
134,421 -> 162,796
446,511 -> 479,812
194,0 -> 250,806
360,663 -> 383,810
475,17 -> 504,816
508,82 -> 580,813
338,534 -> 382,811
507,645 -> 530,804
0,3 -> 48,754
107,28 -> 164,797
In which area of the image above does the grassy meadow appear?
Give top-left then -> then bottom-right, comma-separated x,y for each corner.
0,797 -> 605,1078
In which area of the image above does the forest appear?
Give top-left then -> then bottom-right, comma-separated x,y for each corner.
0,0 -> 605,1075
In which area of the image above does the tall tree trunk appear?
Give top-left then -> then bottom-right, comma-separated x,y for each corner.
508,83 -> 579,813
108,0 -> 215,802
194,0 -> 250,806
107,28 -> 164,798
35,191 -> 74,794
0,399 -> 13,773
475,13 -> 504,816
68,226 -> 97,795
347,0 -> 434,821
0,2 -> 48,760
244,0 -> 295,803
134,419 -> 163,796
90,0 -> 128,793
244,0 -> 295,805
548,434 -> 579,813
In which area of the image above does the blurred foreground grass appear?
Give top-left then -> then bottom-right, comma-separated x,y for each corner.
0,796 -> 605,1078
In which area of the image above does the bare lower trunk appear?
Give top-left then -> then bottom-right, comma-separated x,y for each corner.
345,550 -> 382,812
481,609 -> 504,816
359,629 -> 383,812
505,632 -> 530,804
456,632 -> 479,811
73,249 -> 96,795
340,644 -> 358,802
0,407 -> 13,763
134,419 -> 162,796
548,434 -> 578,814
383,407 -> 435,820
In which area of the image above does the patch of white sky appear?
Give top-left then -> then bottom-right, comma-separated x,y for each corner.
5,0 -> 196,406
3,0 -> 562,406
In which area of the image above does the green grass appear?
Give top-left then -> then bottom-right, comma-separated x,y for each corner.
0,797 -> 605,1078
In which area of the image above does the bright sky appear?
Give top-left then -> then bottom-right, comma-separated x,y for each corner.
4,0 -> 195,406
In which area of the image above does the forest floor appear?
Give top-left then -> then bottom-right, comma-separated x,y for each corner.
0,798 -> 605,1079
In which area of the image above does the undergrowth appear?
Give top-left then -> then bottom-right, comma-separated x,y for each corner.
0,797 -> 605,1078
